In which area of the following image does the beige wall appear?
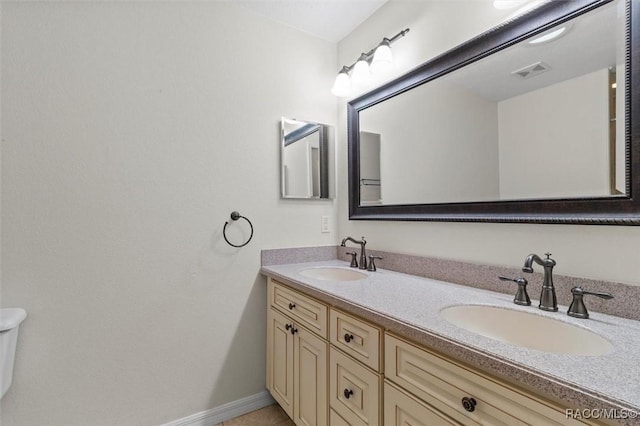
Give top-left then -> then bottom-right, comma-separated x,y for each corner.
360,79 -> 499,204
337,1 -> 640,285
1,2 -> 336,425
498,69 -> 610,199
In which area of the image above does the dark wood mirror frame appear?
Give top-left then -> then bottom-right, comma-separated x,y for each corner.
348,0 -> 640,225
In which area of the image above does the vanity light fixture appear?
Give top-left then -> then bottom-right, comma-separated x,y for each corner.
370,39 -> 393,74
351,53 -> 372,87
331,28 -> 410,97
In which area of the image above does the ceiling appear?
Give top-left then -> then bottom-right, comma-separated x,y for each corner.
233,0 -> 388,43
445,0 -> 621,101
233,0 -> 623,101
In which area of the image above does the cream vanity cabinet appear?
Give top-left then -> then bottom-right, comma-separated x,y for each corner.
328,309 -> 383,426
266,278 -> 604,426
384,334 -> 601,426
267,278 -> 329,426
267,278 -> 384,426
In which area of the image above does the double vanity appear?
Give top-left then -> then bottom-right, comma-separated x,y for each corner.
266,0 -> 640,422
261,248 -> 640,426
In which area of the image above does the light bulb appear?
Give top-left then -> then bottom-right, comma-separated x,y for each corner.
370,40 -> 393,75
331,68 -> 351,97
351,54 -> 371,87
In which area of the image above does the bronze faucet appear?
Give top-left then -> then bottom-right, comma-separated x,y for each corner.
523,252 -> 557,312
341,236 -> 367,270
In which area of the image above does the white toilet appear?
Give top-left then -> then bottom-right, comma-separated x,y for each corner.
0,308 -> 27,399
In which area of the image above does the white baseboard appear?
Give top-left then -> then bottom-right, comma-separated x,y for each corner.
163,390 -> 275,426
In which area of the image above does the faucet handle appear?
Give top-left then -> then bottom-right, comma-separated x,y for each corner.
567,287 -> 613,319
499,276 -> 531,306
345,252 -> 358,268
367,255 -> 383,272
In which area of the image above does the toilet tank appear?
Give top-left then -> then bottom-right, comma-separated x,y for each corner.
0,308 -> 27,399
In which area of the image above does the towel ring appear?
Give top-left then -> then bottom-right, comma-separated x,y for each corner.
223,211 -> 254,248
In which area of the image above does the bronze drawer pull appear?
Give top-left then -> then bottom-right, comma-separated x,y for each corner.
462,397 -> 477,412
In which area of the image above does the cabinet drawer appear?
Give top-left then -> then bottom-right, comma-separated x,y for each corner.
330,409 -> 351,426
329,347 -> 381,426
385,334 -> 590,426
269,278 -> 328,339
384,381 -> 460,425
330,309 -> 382,372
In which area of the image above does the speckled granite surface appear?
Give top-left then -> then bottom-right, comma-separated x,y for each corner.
261,246 -> 338,266
261,257 -> 640,425
337,249 -> 640,321
262,245 -> 640,321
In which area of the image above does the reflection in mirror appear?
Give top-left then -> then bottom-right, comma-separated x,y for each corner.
281,118 -> 332,199
348,0 -> 640,224
358,0 -> 626,206
360,131 -> 382,205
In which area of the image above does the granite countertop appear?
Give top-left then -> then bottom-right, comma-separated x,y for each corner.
261,259 -> 640,422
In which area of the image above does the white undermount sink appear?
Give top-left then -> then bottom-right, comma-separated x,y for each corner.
441,305 -> 614,356
299,267 -> 367,281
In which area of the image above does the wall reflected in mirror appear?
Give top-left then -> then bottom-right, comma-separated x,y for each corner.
281,117 -> 333,199
358,0 -> 627,206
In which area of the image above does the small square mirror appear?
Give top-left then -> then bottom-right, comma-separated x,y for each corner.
281,117 -> 333,199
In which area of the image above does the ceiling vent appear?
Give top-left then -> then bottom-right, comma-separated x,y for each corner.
511,61 -> 551,79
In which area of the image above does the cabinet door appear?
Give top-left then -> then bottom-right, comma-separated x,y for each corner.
384,381 -> 460,426
294,326 -> 328,426
267,308 -> 294,418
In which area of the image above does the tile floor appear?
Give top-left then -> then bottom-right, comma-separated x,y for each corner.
216,404 -> 294,426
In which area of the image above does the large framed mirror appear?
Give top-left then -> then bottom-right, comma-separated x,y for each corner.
281,117 -> 333,199
348,0 -> 639,224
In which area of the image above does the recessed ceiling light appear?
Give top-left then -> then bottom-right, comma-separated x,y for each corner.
528,24 -> 571,45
